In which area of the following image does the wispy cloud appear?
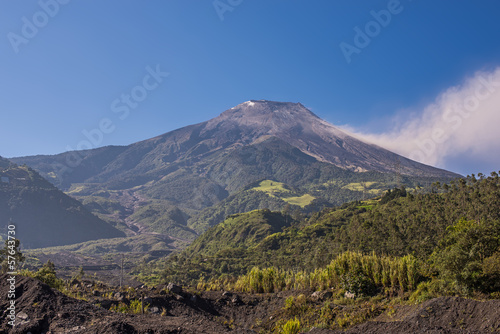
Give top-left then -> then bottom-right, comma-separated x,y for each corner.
342,67 -> 500,173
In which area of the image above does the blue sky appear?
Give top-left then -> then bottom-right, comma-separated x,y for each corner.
1,1 -> 500,175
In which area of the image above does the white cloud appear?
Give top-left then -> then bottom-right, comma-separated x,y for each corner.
343,67 -> 500,173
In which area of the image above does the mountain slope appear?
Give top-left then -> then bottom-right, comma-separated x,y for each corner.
12,101 -> 459,188
159,172 -> 500,285
203,100 -> 455,176
9,100 -> 460,239
0,156 -> 124,248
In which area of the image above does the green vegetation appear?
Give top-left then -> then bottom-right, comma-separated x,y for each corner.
172,172 -> 499,331
110,299 -> 150,314
187,190 -> 290,233
155,172 -> 500,302
201,251 -> 419,295
282,194 -> 315,207
20,260 -> 65,290
250,179 -> 317,207
280,318 -> 301,334
430,217 -> 500,294
252,180 -> 292,194
343,181 -> 382,195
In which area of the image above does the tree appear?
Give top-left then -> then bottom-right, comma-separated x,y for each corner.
74,266 -> 85,280
430,218 -> 500,292
33,260 -> 64,290
282,204 -> 292,225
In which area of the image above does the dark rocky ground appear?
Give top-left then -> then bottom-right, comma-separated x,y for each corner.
309,296 -> 500,334
1,274 -> 499,334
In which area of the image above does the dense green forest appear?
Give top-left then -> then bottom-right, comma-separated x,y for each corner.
140,172 -> 500,298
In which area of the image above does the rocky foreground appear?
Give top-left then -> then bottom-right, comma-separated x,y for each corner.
1,274 -> 499,334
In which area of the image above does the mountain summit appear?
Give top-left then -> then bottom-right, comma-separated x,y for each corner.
195,100 -> 456,177
208,100 -> 323,132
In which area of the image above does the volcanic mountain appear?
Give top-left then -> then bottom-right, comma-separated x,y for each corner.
11,100 -> 460,240
195,100 -> 454,176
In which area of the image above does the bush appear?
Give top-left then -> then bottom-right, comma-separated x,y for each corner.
284,294 -> 309,315
340,271 -> 375,296
482,252 -> 500,292
110,300 -> 149,314
409,279 -> 455,304
234,267 -> 286,293
281,317 -> 301,334
21,260 -> 64,291
430,218 -> 500,293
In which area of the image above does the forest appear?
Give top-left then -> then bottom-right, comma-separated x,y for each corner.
148,172 -> 500,300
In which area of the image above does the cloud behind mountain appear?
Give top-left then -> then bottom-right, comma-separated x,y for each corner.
343,67 -> 500,175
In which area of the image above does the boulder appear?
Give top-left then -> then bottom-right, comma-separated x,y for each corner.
231,294 -> 242,305
149,306 -> 161,314
17,311 -> 29,321
311,290 -> 333,301
167,283 -> 182,295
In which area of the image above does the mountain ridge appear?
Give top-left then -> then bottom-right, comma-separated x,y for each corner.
0,156 -> 124,248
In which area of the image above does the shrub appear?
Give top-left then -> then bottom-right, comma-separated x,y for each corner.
232,252 -> 422,295
234,267 -> 286,293
284,294 -> 309,316
281,317 -> 301,334
340,270 -> 375,296
430,218 -> 500,293
409,279 -> 455,304
110,300 -> 149,314
21,260 -> 64,291
482,251 -> 500,292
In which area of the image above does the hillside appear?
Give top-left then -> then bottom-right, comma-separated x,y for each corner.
157,172 -> 500,288
0,156 -> 124,248
10,101 -> 460,240
5,172 -> 498,332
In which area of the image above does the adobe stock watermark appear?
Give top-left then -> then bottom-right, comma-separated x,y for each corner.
339,0 -> 408,64
7,0 -> 70,54
213,0 -> 243,21
409,74 -> 500,163
5,224 -> 18,328
51,65 -> 169,179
